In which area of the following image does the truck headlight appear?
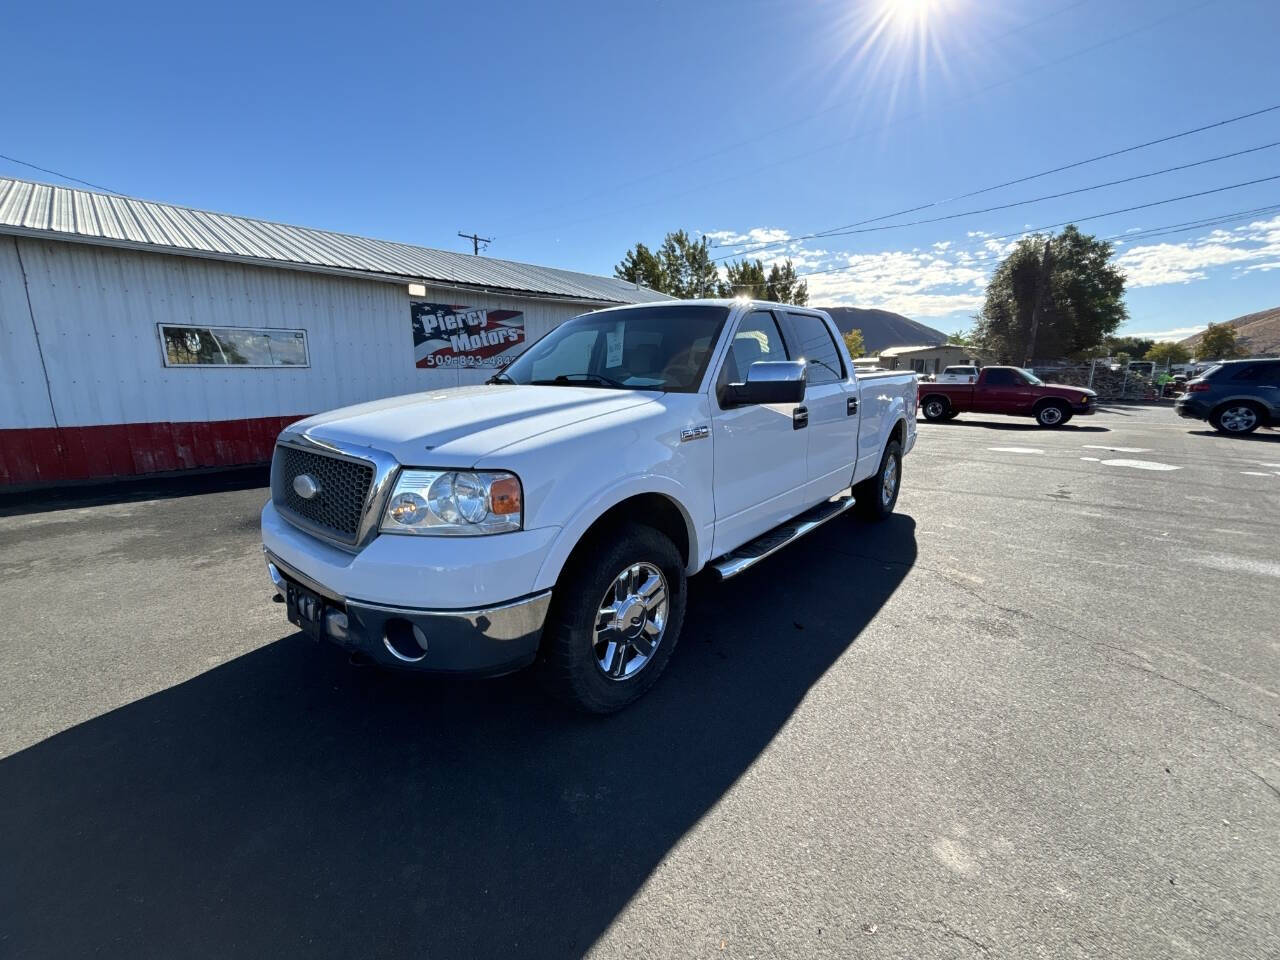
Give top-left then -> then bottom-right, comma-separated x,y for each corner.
380,470 -> 523,536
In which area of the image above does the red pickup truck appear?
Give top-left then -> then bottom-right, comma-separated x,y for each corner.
919,366 -> 1097,427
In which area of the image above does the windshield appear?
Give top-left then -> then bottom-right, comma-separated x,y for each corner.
496,304 -> 729,392
1016,368 -> 1044,385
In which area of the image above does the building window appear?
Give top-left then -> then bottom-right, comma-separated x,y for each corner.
911,358 -> 925,373
159,324 -> 309,368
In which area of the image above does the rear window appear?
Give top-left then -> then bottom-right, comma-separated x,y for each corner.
943,366 -> 976,374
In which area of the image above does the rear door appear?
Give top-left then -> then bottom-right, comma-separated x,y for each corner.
782,311 -> 859,499
710,308 -> 808,554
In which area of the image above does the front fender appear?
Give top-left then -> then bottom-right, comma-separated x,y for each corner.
532,473 -> 705,591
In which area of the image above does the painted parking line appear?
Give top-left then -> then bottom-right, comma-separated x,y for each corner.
1079,457 -> 1180,471
987,447 -> 1045,454
1082,445 -> 1152,453
1240,471 -> 1276,477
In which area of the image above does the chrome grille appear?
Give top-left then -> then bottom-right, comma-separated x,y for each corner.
272,444 -> 375,543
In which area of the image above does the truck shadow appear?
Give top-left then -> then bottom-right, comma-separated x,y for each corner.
1,515 -> 916,959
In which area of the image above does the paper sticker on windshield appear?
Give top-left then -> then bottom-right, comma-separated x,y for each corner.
605,329 -> 624,368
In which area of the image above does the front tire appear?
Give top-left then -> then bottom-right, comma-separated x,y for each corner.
541,523 -> 687,714
1035,402 -> 1069,428
855,439 -> 902,522
1211,402 -> 1263,435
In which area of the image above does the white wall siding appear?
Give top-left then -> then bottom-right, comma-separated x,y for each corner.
3,239 -> 591,429
0,239 -> 57,429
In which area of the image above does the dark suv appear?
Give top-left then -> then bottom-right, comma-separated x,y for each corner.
1175,358 -> 1279,435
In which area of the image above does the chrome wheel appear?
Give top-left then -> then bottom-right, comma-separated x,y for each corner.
924,399 -> 946,419
881,453 -> 899,507
593,562 -> 668,681
1219,405 -> 1258,433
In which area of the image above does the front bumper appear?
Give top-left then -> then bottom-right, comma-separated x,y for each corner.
265,549 -> 551,675
1074,399 -> 1097,415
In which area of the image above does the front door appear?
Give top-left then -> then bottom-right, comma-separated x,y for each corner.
711,308 -> 808,555
975,367 -> 1035,413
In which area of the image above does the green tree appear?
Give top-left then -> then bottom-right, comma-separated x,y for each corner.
842,329 -> 866,358
765,259 -> 808,305
722,258 -> 768,298
1198,322 -> 1243,359
1144,341 -> 1191,366
719,257 -> 809,304
1105,335 -> 1156,359
947,327 -> 975,347
614,242 -> 665,292
615,230 -> 720,297
974,225 -> 1127,363
659,230 -> 721,298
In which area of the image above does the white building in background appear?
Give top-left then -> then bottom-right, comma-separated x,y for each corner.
0,177 -> 668,487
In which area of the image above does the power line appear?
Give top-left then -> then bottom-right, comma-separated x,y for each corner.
719,179 -> 1280,293
711,108 -> 1280,262
0,152 -> 118,193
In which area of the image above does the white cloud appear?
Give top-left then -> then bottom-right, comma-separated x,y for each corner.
701,212 -> 1280,323
1114,215 -> 1280,288
703,227 -> 790,247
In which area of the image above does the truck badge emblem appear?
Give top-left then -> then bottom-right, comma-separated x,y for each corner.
293,474 -> 321,500
680,425 -> 710,443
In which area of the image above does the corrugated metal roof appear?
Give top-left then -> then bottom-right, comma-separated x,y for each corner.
0,177 -> 672,305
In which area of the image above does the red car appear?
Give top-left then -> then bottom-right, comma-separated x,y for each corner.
919,366 -> 1097,428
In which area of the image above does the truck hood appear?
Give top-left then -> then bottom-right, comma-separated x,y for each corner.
1040,382 -> 1097,400
285,384 -> 658,466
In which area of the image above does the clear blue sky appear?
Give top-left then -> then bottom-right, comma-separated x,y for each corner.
3,0 -> 1278,339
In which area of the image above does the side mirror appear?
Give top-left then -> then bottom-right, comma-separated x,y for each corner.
724,360 -> 807,406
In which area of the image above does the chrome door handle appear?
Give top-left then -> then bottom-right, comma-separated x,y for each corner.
847,396 -> 859,415
793,405 -> 809,430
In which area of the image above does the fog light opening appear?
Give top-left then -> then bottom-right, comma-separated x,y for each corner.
383,618 -> 428,663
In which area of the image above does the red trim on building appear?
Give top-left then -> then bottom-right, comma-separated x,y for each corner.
0,415 -> 307,487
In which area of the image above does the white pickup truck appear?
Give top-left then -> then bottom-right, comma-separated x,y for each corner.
262,300 -> 917,712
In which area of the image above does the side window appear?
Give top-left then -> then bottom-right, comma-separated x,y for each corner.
719,310 -> 788,386
1232,363 -> 1280,383
983,368 -> 1016,386
785,313 -> 844,385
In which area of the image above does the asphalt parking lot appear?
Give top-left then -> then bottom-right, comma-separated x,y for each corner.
2,405 -> 1277,959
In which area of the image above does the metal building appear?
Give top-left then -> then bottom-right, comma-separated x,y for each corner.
0,177 -> 668,488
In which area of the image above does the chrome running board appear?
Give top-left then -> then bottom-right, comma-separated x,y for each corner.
709,489 -> 856,581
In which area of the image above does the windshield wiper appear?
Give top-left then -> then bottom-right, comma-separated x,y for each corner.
530,373 -> 629,389
485,372 -> 515,385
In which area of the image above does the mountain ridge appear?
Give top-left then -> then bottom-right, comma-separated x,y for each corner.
819,306 -> 949,354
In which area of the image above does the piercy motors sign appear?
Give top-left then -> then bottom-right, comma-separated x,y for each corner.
411,301 -> 525,369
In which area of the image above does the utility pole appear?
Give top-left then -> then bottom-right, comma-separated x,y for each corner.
1023,238 -> 1053,367
458,231 -> 493,256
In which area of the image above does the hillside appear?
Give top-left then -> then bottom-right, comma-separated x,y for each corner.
820,306 -> 949,354
1179,305 -> 1280,357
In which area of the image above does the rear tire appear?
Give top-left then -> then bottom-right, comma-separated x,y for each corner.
1035,402 -> 1069,428
855,439 -> 902,522
1210,402 -> 1263,435
540,523 -> 686,714
921,396 -> 950,422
